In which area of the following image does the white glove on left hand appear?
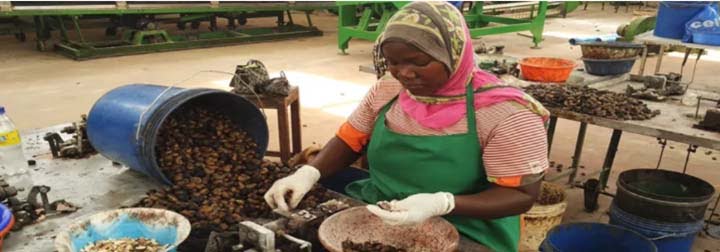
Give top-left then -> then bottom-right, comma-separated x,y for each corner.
366,192 -> 455,226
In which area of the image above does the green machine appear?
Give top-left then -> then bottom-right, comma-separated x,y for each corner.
0,1 -> 335,60
336,1 -> 580,54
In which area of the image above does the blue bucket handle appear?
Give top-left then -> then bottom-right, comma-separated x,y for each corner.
135,85 -> 174,141
647,230 -> 698,240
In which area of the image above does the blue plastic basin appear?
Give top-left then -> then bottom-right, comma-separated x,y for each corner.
55,208 -> 191,252
582,57 -> 637,76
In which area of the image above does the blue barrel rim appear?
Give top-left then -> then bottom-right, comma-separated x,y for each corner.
609,203 -> 704,240
541,222 -> 658,252
0,203 -> 12,232
140,88 -> 269,184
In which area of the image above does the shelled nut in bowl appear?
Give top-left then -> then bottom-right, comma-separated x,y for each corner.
579,42 -> 644,59
318,206 -> 459,252
55,208 -> 190,252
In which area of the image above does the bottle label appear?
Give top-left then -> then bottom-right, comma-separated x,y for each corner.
0,130 -> 20,147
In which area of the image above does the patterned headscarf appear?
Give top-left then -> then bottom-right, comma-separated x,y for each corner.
373,1 -> 466,80
372,1 -> 549,130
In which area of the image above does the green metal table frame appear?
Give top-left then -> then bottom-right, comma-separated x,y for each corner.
337,1 -> 560,54
0,2 -> 335,60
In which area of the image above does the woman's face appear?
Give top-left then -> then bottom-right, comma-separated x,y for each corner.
382,41 -> 450,96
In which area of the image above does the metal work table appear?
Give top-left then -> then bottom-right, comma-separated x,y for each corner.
548,32 -> 720,189
543,83 -> 720,187
4,124 -> 487,251
539,75 -> 720,231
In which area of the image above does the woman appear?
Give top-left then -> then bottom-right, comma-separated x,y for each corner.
265,2 -> 550,251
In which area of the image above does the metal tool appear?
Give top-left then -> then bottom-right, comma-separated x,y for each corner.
627,73 -> 686,101
27,185 -> 52,214
204,199 -> 350,252
0,177 -> 79,231
267,199 -> 350,241
237,221 -> 277,252
204,221 -> 312,252
204,230 -> 241,252
696,108 -> 720,130
43,115 -> 95,158
475,45 -> 520,77
692,96 -> 720,133
0,177 -> 32,230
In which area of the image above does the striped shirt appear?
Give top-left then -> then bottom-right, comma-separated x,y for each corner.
337,77 -> 548,186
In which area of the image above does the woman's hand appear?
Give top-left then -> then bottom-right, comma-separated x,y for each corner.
263,165 -> 321,212
366,192 -> 455,225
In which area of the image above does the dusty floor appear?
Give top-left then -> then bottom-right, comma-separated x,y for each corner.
1,3 -> 719,251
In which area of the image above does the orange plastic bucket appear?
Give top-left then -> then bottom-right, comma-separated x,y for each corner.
519,57 -> 576,83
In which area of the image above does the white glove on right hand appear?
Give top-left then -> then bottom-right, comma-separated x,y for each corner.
366,192 -> 455,226
263,165 -> 321,212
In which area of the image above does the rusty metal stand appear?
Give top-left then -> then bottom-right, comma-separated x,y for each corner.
547,116 -> 558,153
567,122 -> 588,185
598,129 -> 622,190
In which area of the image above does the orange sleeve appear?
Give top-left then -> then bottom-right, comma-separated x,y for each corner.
336,122 -> 370,153
489,172 -> 544,187
491,176 -> 523,187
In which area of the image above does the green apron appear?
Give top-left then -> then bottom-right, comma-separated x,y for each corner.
346,84 -> 521,252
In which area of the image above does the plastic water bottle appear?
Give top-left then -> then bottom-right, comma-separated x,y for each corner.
0,106 -> 32,190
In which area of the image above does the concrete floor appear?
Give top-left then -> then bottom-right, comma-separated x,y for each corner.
1,3 -> 719,251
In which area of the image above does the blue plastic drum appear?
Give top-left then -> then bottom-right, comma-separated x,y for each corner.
87,84 -> 268,185
654,1 -> 718,39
